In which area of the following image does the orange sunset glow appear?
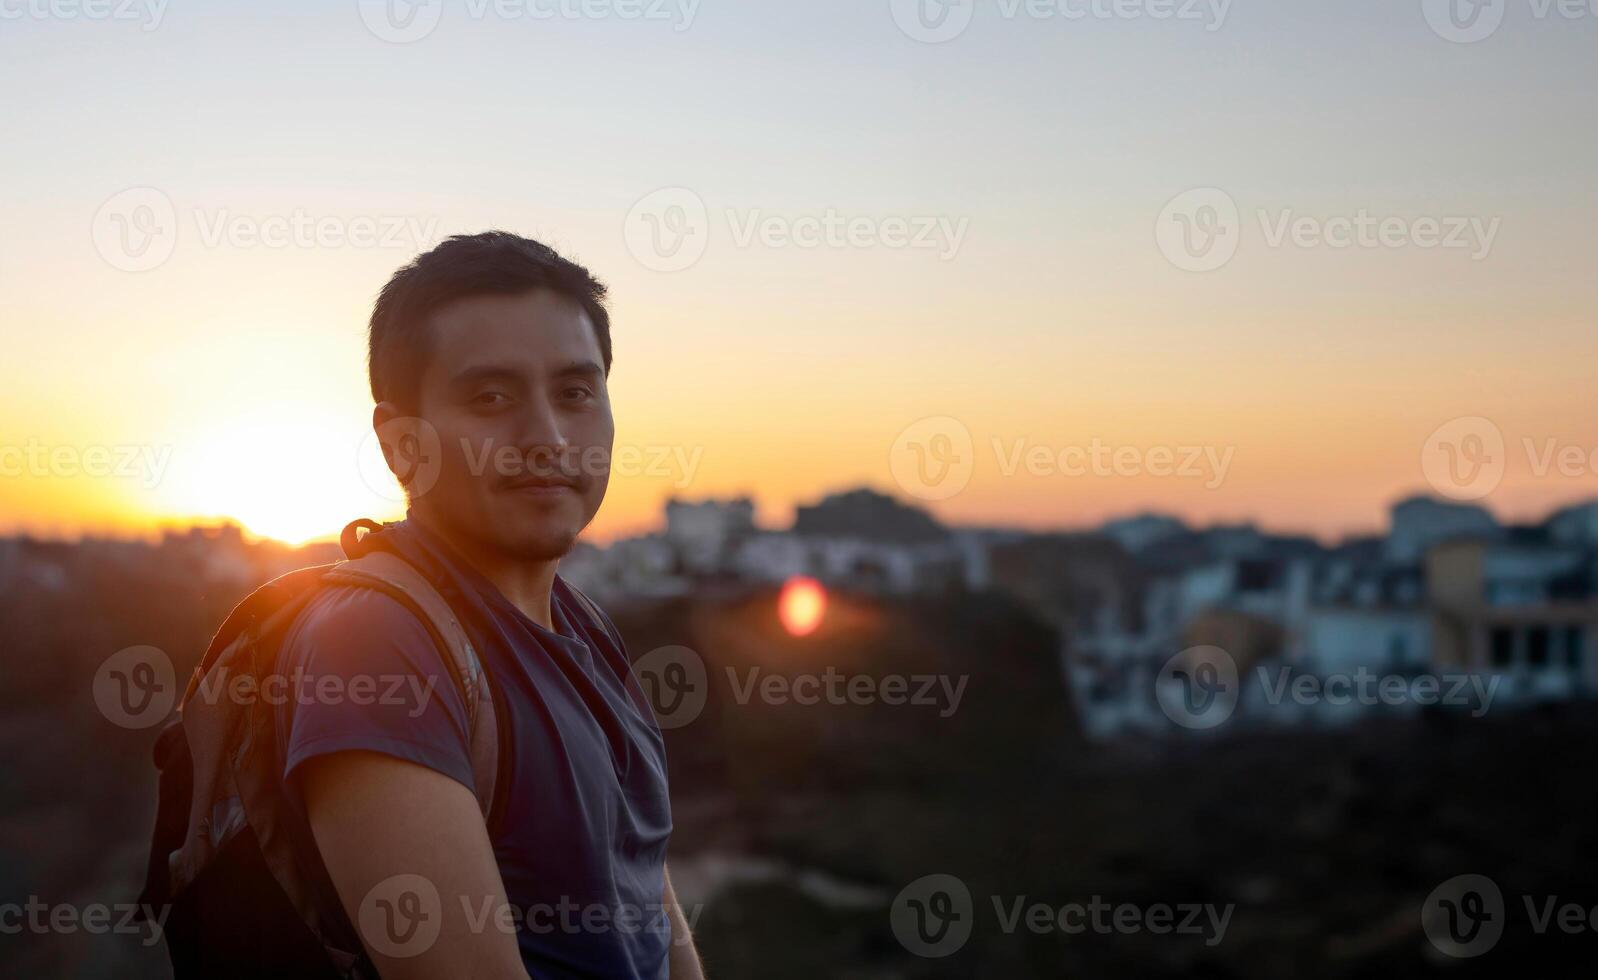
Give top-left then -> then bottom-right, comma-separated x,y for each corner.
2,5 -> 1595,548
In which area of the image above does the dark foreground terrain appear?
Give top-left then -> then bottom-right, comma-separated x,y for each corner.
2,539 -> 1594,977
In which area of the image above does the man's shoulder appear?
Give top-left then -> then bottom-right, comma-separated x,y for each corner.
278,579 -> 444,672
273,577 -> 476,797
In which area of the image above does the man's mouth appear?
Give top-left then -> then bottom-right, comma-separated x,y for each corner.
503,475 -> 580,496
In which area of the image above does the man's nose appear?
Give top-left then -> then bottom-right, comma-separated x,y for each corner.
512,396 -> 572,470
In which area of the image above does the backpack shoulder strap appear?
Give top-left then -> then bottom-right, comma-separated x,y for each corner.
322,551 -> 500,819
182,563 -> 338,705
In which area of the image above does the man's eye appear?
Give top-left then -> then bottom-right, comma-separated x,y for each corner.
473,391 -> 509,406
562,385 -> 595,402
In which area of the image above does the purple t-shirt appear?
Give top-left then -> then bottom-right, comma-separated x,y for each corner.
273,523 -> 672,979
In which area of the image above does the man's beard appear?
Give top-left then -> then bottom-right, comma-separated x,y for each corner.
507,525 -> 580,563
412,495 -> 587,565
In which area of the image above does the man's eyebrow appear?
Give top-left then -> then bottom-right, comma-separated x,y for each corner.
447,365 -> 522,389
553,360 -> 604,380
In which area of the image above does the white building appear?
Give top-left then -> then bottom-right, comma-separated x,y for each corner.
664,497 -> 755,573
1386,496 -> 1500,563
1548,501 -> 1598,547
1101,513 -> 1187,554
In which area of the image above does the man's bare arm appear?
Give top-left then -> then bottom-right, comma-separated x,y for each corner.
664,866 -> 705,979
300,750 -> 529,980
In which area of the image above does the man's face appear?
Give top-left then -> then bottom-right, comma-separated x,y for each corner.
379,288 -> 613,562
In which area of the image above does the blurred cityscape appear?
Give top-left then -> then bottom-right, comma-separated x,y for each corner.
4,489 -> 1598,976
560,487 -> 1598,735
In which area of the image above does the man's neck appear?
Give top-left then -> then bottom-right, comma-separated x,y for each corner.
412,512 -> 561,630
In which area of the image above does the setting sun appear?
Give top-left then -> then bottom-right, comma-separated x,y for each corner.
150,408 -> 395,546
778,576 -> 827,637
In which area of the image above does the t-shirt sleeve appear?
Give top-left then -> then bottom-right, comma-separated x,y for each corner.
274,585 -> 475,796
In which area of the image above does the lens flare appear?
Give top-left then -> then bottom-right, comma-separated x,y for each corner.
778,576 -> 827,637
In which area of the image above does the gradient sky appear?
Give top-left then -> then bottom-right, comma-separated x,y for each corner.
1,0 -> 1595,544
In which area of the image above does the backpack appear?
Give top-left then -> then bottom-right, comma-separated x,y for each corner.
136,519 -> 503,979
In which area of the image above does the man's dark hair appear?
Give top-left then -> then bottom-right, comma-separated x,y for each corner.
368,231 -> 612,408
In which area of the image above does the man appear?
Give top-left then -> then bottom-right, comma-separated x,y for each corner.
273,232 -> 703,978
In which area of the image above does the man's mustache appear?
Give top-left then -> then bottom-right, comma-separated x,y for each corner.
450,438 -> 606,487
494,446 -> 598,488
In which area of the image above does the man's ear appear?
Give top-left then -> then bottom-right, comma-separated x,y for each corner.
371,403 -> 441,497
371,402 -> 407,475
